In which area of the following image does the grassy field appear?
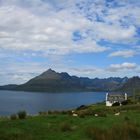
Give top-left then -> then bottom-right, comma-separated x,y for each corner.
0,103 -> 140,140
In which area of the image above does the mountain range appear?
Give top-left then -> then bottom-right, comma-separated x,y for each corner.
0,69 -> 140,93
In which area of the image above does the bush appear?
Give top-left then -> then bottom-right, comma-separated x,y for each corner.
77,109 -> 96,116
17,111 -> 27,119
47,110 -> 61,115
38,111 -> 48,116
61,110 -> 68,115
10,114 -> 18,120
85,109 -> 95,116
112,102 -> 120,106
53,110 -> 61,114
48,110 -> 53,114
86,126 -> 106,140
98,112 -> 107,117
76,105 -> 88,110
109,122 -> 140,140
124,116 -> 129,121
66,110 -> 73,115
121,100 -> 128,105
86,122 -> 140,140
78,112 -> 86,118
60,122 -> 72,132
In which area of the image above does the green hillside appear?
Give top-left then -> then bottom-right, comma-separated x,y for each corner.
0,103 -> 140,140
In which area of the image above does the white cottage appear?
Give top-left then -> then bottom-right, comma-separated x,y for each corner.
106,93 -> 127,106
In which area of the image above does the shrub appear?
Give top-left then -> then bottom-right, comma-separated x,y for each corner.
17,111 -> 27,119
38,111 -> 48,116
61,110 -> 68,115
109,122 -> 140,140
76,105 -> 88,110
77,109 -> 96,116
85,109 -> 95,115
86,122 -> 140,140
60,122 -> 72,132
48,110 -> 53,114
10,114 -> 18,120
66,110 -> 73,115
53,110 -> 61,114
98,112 -> 107,117
121,100 -> 128,105
86,126 -> 106,140
47,110 -> 61,115
78,112 -> 86,118
112,102 -> 120,106
124,116 -> 129,121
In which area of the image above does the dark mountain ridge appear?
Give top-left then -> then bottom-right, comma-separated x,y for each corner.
0,69 -> 139,93
119,76 -> 140,93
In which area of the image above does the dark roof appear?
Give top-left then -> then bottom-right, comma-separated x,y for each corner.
107,93 -> 126,102
108,92 -> 125,95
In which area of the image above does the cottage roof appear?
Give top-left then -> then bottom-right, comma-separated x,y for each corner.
107,93 -> 126,102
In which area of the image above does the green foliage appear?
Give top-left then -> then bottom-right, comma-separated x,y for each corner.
121,100 -> 128,105
47,110 -> 62,115
47,110 -> 53,114
60,122 -> 72,132
77,109 -> 107,117
76,105 -> 88,110
78,112 -> 86,118
60,110 -> 68,115
0,110 -> 139,140
112,102 -> 120,106
97,112 -> 107,117
17,111 -> 27,119
124,116 -> 130,121
38,111 -> 48,116
0,103 -> 140,140
86,122 -> 140,140
10,114 -> 18,120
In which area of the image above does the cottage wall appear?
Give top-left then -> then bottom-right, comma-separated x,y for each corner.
106,93 -> 127,106
106,101 -> 112,106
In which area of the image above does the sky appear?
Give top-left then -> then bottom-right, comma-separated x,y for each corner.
0,0 -> 140,85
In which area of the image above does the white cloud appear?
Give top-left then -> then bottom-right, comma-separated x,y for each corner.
93,24 -> 136,42
109,50 -> 136,58
0,61 -> 48,85
107,62 -> 137,72
0,4 -> 108,55
0,0 -> 139,55
0,0 -> 140,85
103,5 -> 140,27
76,0 -> 139,43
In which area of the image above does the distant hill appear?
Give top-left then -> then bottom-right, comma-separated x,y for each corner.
0,68 -> 138,93
15,69 -> 87,92
119,76 -> 140,93
0,84 -> 18,90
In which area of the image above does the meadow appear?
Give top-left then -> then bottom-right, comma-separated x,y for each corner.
0,102 -> 140,140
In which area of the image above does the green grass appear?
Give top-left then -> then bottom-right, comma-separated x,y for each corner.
0,109 -> 140,140
0,100 -> 140,140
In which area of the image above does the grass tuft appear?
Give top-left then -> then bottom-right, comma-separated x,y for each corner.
10,114 -> 18,120
60,122 -> 72,132
17,111 -> 27,119
86,122 -> 140,140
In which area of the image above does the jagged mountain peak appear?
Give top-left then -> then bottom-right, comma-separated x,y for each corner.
34,68 -> 60,80
42,68 -> 56,74
0,69 -> 139,92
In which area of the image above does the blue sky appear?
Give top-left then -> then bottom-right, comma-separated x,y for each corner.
0,0 -> 140,85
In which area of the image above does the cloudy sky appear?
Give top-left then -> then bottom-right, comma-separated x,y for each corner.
0,0 -> 140,85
